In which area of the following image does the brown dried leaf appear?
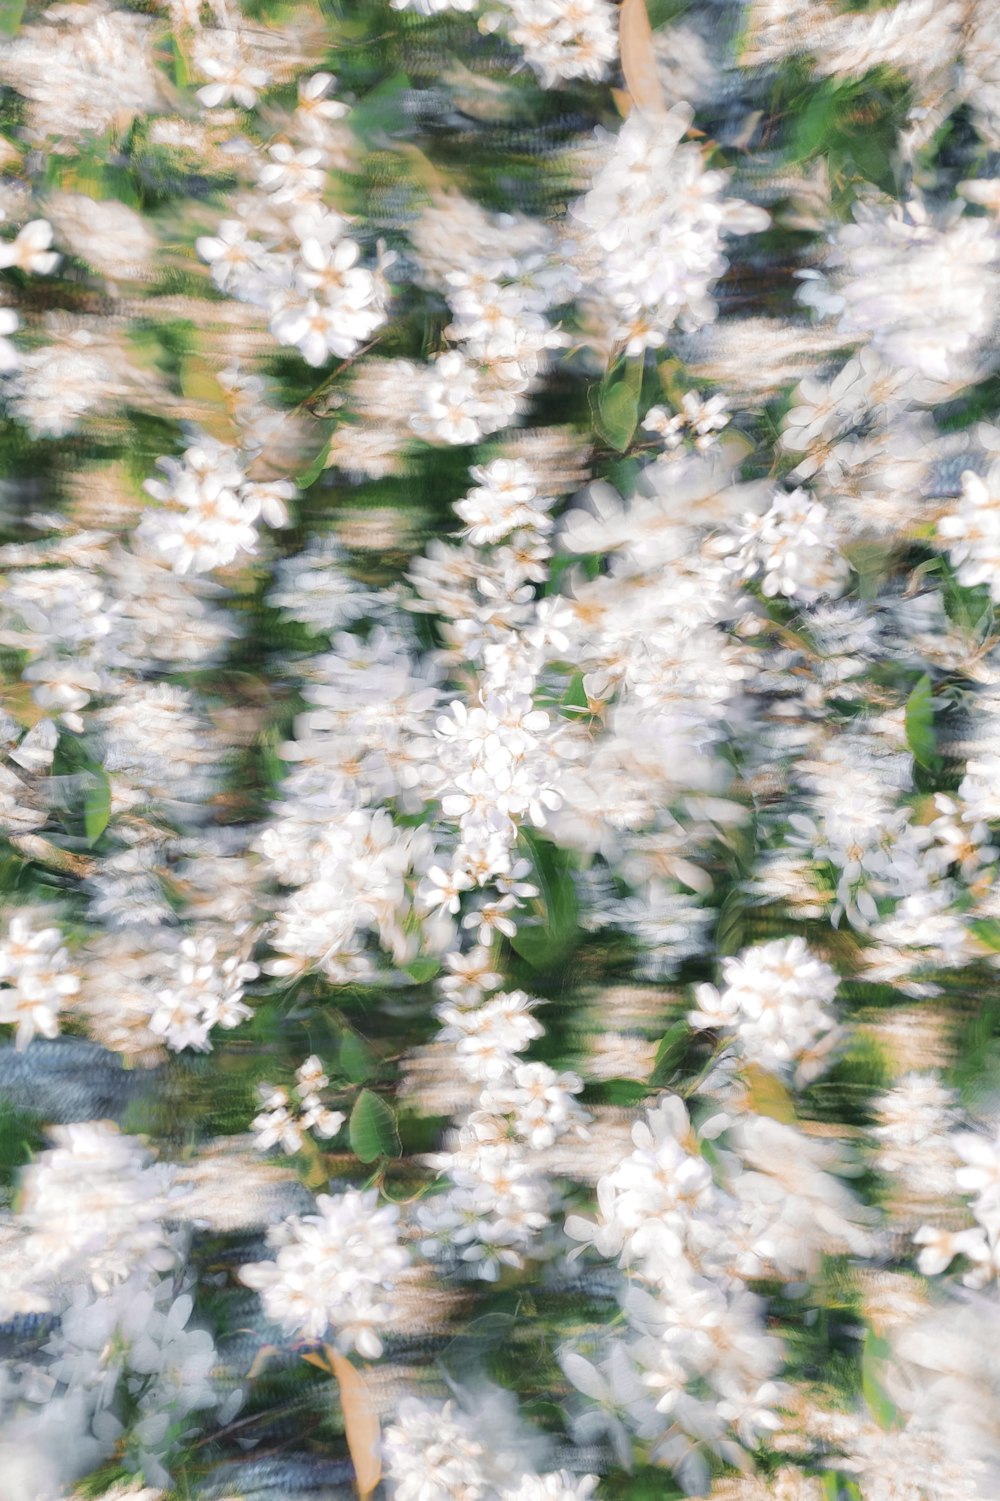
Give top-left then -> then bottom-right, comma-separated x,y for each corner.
611,86 -> 632,119
743,1063 -> 797,1123
9,835 -> 97,878
247,1343 -> 280,1380
619,0 -> 666,116
327,1346 -> 382,1500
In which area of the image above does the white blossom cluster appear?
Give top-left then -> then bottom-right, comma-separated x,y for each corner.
4,1 -> 1000,1500
391,0 -> 618,88
0,1123 -> 236,1492
238,1188 -> 409,1357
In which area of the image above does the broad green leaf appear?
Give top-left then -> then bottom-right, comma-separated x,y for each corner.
904,673 -> 940,771
715,889 -> 746,957
439,1311 -> 517,1381
339,1031 -> 375,1084
510,827 -> 579,971
791,84 -> 840,162
0,0 -> 26,36
595,369 -> 640,452
83,771 -> 112,845
349,1090 -> 400,1163
561,672 -> 590,716
349,74 -> 412,148
402,956 -> 440,984
294,435 -> 331,488
862,1328 -> 901,1431
971,918 -> 1000,953
508,924 -> 553,970
650,1021 -> 689,1085
941,574 -> 993,637
744,1063 -> 796,1122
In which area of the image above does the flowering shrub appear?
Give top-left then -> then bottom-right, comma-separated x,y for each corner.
2,2 -> 1000,1500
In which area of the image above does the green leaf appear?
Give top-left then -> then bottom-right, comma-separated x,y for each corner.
439,1311 -> 517,1382
595,358 -> 642,452
0,0 -> 26,36
941,574 -> 993,637
904,673 -> 940,771
971,918 -> 1000,952
715,888 -> 746,957
349,74 -> 413,148
791,82 -> 840,162
349,1090 -> 401,1163
509,827 -> 579,972
170,33 -> 191,87
561,672 -> 589,716
599,1078 -> 648,1105
650,1021 -> 688,1085
83,771 -> 112,845
402,956 -> 440,984
294,435 -> 332,488
339,1031 -> 375,1084
861,1329 -> 901,1431
844,538 -> 894,601
508,925 -> 552,969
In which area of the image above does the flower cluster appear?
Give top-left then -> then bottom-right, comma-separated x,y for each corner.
251,1055 -> 345,1153
238,1188 -> 409,1357
3,1 -> 1000,1499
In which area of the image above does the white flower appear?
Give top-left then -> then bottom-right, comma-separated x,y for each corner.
0,219 -> 61,274
0,307 -> 20,369
501,1473 -> 599,1501
726,487 -> 850,604
239,1188 -> 409,1357
455,459 -> 556,544
810,198 -> 999,382
938,464 -> 1000,601
436,989 -> 544,1080
196,219 -> 272,294
913,1223 -> 989,1276
0,911 -> 80,1050
252,1061 -> 345,1153
18,1122 -> 178,1300
196,55 -> 270,110
258,144 -> 325,204
690,936 -> 842,1085
481,1061 -> 589,1149
571,108 -> 768,353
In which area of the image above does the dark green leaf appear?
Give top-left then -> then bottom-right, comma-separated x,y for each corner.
339,1031 -> 375,1084
508,924 -> 554,970
561,672 -> 589,715
294,435 -> 332,488
439,1312 -> 517,1382
971,918 -> 1000,953
510,827 -> 579,971
904,673 -> 940,771
349,1090 -> 401,1163
862,1329 -> 901,1430
0,0 -> 26,36
83,771 -> 112,845
650,1021 -> 689,1085
595,356 -> 643,453
402,956 -> 440,984
349,74 -> 413,147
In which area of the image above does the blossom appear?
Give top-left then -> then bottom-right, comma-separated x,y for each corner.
689,937 -> 843,1085
0,219 -> 61,275
239,1188 -> 409,1356
0,911 -> 80,1050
